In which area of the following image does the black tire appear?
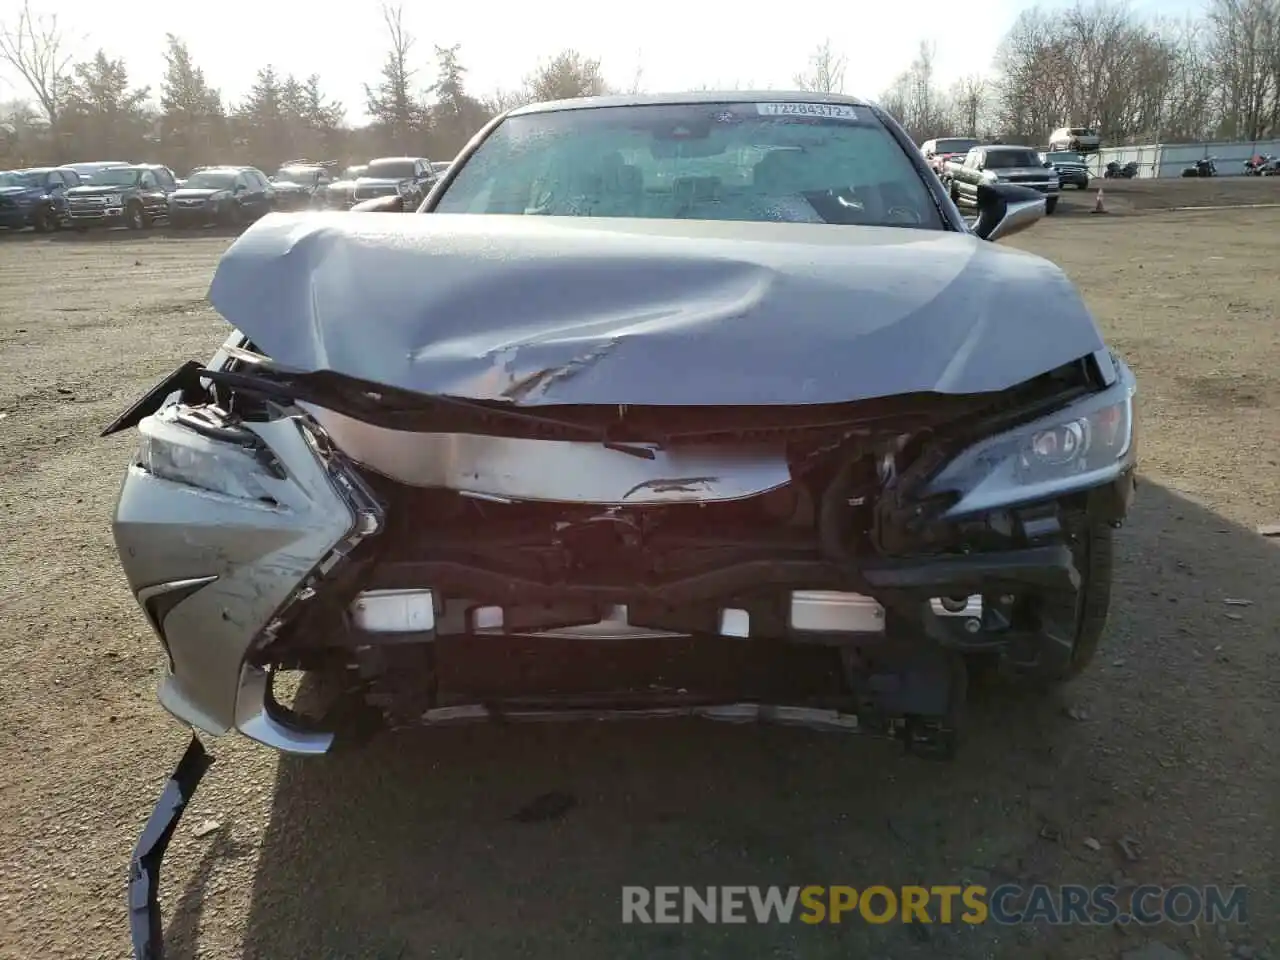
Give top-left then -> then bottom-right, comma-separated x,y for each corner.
1034,521 -> 1113,684
32,205 -> 56,233
1045,197 -> 1058,215
973,521 -> 1114,691
125,201 -> 145,230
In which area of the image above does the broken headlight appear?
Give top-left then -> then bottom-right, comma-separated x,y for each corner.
135,410 -> 283,503
925,379 -> 1136,518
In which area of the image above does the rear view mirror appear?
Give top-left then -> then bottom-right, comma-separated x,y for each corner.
973,182 -> 1045,242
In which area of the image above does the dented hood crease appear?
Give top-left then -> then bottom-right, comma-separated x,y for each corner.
207,212 -> 1106,407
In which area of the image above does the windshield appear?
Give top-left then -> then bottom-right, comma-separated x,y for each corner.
91,167 -> 142,186
1069,128 -> 1095,136
1046,152 -> 1085,164
275,166 -> 318,183
366,160 -> 416,179
0,171 -> 43,188
183,171 -> 237,190
985,150 -> 1041,169
935,138 -> 979,154
434,101 -> 942,229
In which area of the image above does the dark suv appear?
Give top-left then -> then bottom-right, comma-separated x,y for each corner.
64,164 -> 178,230
169,167 -> 275,227
0,167 -> 81,231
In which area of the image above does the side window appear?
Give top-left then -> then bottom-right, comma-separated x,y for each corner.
157,168 -> 176,189
235,175 -> 249,192
921,140 -> 934,157
963,149 -> 978,168
46,171 -> 64,188
140,171 -> 158,189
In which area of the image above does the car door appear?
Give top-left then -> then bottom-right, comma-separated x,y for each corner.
255,170 -> 278,213
231,173 -> 253,216
154,167 -> 178,217
240,170 -> 264,217
412,159 -> 433,204
955,149 -> 982,199
44,170 -> 69,215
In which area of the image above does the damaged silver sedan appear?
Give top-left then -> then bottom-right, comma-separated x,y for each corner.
107,92 -> 1136,955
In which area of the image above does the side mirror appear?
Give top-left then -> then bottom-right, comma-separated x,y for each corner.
972,182 -> 1045,242
1044,160 -> 1054,168
234,185 -> 246,194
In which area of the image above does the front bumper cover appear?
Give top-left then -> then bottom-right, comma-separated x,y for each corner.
129,735 -> 213,960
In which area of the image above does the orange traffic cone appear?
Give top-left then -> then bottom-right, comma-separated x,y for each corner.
1092,188 -> 1108,214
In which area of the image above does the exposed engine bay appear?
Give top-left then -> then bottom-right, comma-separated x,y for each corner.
108,333 -> 1135,764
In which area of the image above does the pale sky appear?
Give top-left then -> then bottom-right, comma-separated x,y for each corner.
1,0 -> 1203,124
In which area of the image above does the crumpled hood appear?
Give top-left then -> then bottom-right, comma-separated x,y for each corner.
208,212 -> 1106,407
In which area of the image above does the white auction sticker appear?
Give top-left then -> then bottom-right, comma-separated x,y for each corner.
755,102 -> 860,120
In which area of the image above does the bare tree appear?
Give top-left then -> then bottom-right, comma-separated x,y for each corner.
364,2 -> 427,144
482,87 -> 533,114
525,50 -> 610,101
794,39 -> 847,93
625,53 -> 645,95
0,0 -> 74,127
949,75 -> 989,136
1205,0 -> 1280,139
880,41 -> 949,141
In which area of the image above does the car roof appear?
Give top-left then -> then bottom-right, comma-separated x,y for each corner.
509,90 -> 873,117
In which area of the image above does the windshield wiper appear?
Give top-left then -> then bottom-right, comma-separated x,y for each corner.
197,368 -> 659,460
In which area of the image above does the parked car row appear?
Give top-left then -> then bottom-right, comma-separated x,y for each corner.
0,154 -> 450,232
321,156 -> 439,210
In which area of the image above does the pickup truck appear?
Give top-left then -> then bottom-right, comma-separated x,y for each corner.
64,163 -> 178,230
920,137 -> 980,183
947,144 -> 1059,214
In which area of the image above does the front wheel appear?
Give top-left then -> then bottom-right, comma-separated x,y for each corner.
125,201 -> 146,230
974,521 -> 1114,690
1045,197 -> 1058,215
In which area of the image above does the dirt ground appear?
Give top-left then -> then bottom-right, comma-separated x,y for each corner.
1,187 -> 1278,960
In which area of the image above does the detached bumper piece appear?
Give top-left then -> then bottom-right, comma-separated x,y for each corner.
129,735 -> 214,960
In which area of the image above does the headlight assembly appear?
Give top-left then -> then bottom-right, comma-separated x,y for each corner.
104,193 -> 123,205
135,411 -> 283,503
925,380 -> 1136,518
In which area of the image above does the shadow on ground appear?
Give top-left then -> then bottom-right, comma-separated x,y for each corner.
164,486 -> 1275,960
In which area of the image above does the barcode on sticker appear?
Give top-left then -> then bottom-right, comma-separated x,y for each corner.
755,102 -> 860,120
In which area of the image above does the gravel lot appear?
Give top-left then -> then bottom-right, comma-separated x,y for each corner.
1,181 -> 1278,960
